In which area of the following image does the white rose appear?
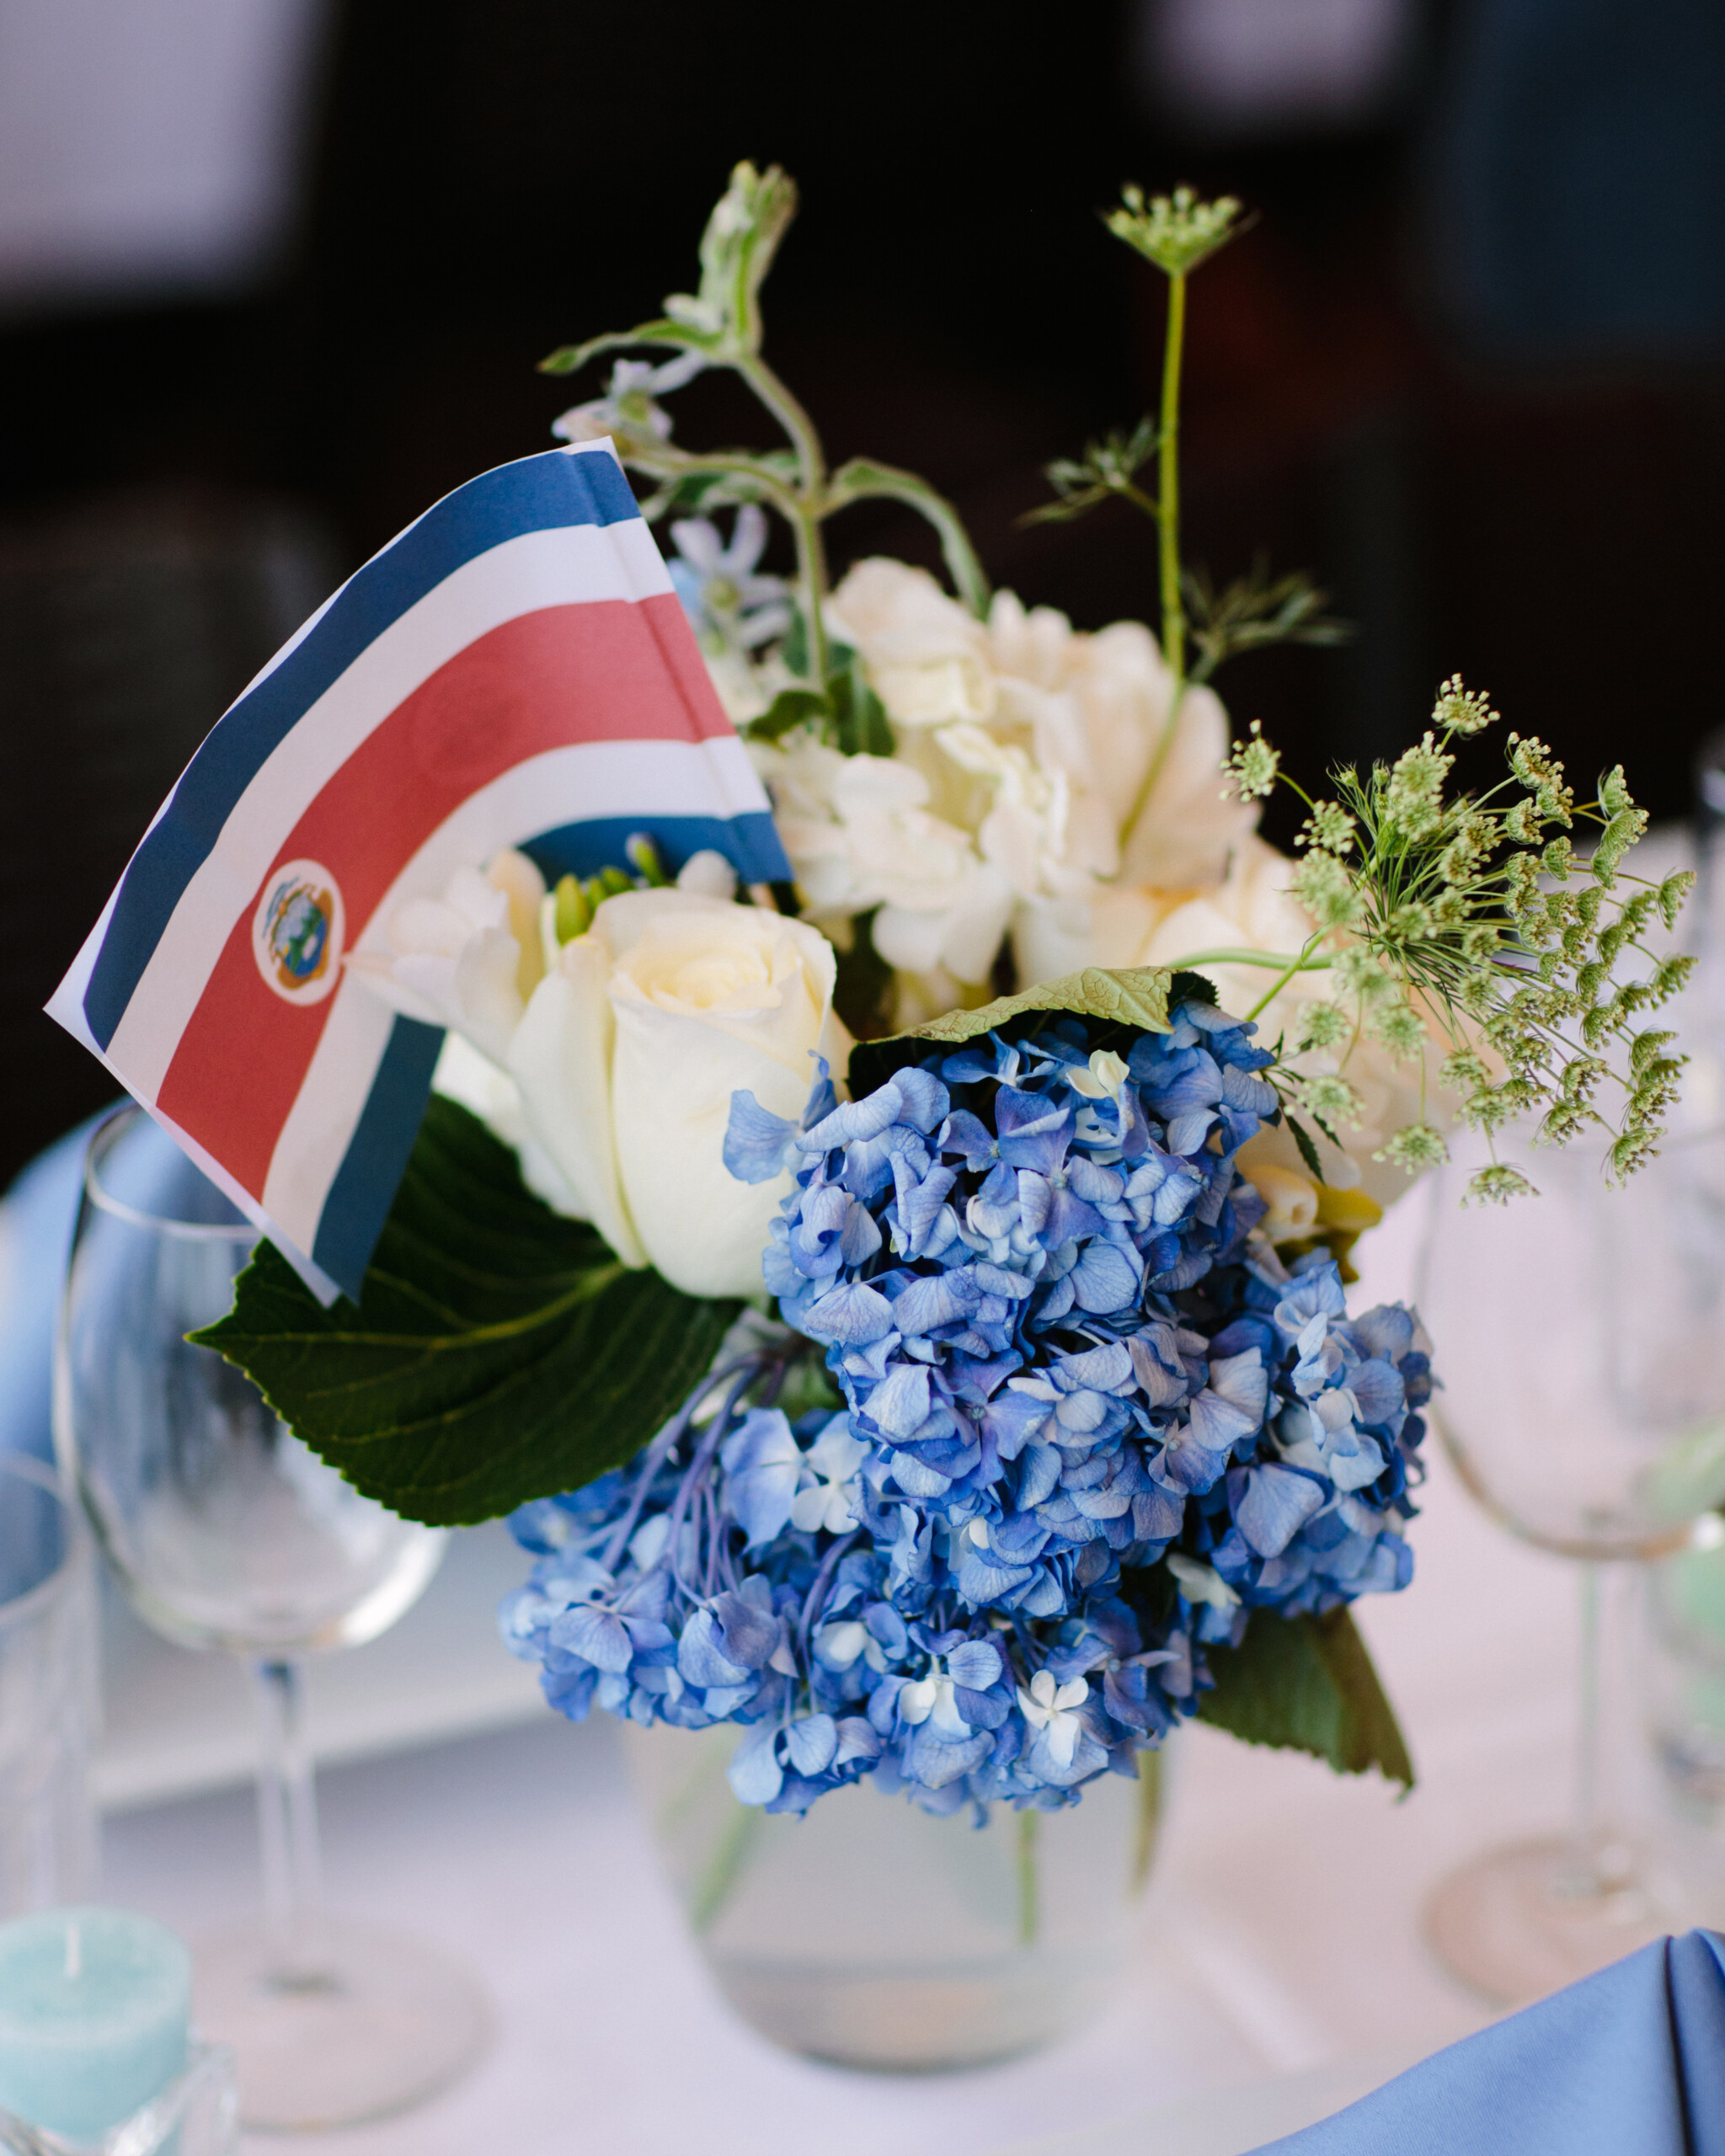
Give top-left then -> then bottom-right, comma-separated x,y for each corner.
984,596 -> 1252,891
509,890 -> 851,1298
824,558 -> 993,728
817,563 -> 1259,1004
756,735 -> 1012,985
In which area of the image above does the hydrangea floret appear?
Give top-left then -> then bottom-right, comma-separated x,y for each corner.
501,998 -> 1430,1816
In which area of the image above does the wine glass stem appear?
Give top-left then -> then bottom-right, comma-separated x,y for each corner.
251,1657 -> 327,1979
1564,1559 -> 1633,1899
1571,1560 -> 1603,1883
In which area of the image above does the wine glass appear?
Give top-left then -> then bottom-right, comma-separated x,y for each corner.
55,1106 -> 489,2130
1417,1115 -> 1725,2005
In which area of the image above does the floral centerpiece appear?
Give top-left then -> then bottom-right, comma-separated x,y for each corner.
196,165 -> 1690,2054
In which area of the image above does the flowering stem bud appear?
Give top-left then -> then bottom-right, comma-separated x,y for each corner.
1157,270 -> 1188,698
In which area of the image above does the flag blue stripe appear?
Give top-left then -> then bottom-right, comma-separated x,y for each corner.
520,809 -> 791,890
310,1014 -> 446,1300
84,449 -> 641,1052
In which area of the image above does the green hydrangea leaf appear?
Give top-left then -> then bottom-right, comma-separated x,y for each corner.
848,966 -> 1217,1095
190,1097 -> 739,1528
1196,1605 -> 1414,1790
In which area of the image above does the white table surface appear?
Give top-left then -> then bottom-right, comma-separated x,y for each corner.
96,1187 -> 1725,2156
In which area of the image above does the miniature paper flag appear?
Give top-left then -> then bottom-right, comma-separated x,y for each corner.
48,440 -> 791,1304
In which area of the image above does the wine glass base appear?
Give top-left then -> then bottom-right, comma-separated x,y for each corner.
1424,1835 -> 1669,2009
192,1919 -> 491,2130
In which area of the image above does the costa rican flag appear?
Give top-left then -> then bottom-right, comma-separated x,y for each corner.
49,440 -> 790,1303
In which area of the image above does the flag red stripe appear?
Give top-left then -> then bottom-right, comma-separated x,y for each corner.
155,594 -> 728,1198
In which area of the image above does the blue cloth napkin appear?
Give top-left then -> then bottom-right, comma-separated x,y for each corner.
0,1114 -> 109,1464
1256,1930 -> 1725,2154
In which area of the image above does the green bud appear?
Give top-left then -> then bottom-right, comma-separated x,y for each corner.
1106,184 -> 1244,276
1608,1130 -> 1656,1182
1294,1001 -> 1351,1053
1331,944 -> 1391,998
1370,1001 -> 1428,1064
1503,853 -> 1542,913
1439,1049 -> 1487,1091
553,873 -> 591,943
1431,674 -> 1499,737
1466,1163 -> 1538,1205
1559,1055 -> 1607,1102
1384,733 -> 1453,839
1595,915 -> 1632,965
1651,953 -> 1696,1001
1225,720 -> 1281,802
1293,850 -> 1359,929
1509,734 -> 1574,825
1657,870 -> 1696,931
1379,1122 -> 1449,1173
625,833 -> 670,886
1299,799 -> 1358,856
1297,1073 -> 1365,1129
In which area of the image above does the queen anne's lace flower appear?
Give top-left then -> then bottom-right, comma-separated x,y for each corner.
501,998 -> 1429,1817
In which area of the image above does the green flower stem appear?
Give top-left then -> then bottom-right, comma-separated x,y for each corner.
1016,1808 -> 1040,1948
1120,269 -> 1190,835
831,460 -> 991,619
1157,270 -> 1188,692
788,502 -> 832,690
738,352 -> 832,686
1244,933 -> 1330,1024
1171,947 -> 1335,975
692,1801 -> 765,1936
1130,1748 -> 1163,1893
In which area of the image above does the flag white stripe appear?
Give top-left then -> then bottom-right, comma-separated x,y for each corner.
261,973 -> 398,1257
105,517 -> 677,1097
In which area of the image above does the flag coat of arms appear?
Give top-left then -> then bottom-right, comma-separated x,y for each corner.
49,440 -> 791,1302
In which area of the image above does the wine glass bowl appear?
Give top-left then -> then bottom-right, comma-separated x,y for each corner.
61,1120 -> 443,1655
56,1107 -> 487,2129
1416,1119 -> 1725,2005
1423,1125 -> 1725,1562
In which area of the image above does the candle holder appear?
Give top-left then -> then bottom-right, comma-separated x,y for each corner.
0,2039 -> 237,2156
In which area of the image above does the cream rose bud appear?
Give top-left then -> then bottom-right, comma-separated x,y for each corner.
510,889 -> 850,1300
346,849 -> 547,1065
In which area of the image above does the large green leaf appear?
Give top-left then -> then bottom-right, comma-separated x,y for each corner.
1196,1606 -> 1414,1790
191,1097 -> 740,1528
848,965 -> 1218,1095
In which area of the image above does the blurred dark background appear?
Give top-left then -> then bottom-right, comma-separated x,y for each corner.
3,0 -> 1722,1182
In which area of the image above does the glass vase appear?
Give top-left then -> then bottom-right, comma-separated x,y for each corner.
618,1720 -> 1163,2070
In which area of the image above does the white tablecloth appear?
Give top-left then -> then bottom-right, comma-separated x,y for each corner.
98,1193 -> 1725,2155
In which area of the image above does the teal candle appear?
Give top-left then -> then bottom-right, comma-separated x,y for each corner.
0,1907 -> 190,2140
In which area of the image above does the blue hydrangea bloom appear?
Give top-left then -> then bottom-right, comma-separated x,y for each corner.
500,1001 -> 1430,1817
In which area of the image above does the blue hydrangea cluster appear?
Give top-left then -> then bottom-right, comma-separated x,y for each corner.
501,1001 -> 1430,1817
